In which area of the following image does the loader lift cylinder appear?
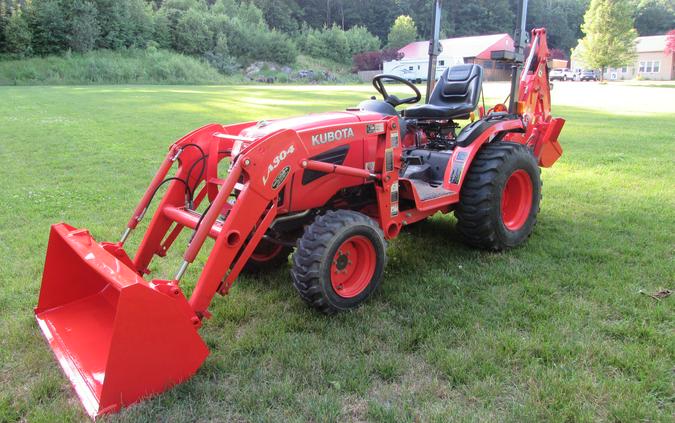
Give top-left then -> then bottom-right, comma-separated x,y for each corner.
176,161 -> 243,279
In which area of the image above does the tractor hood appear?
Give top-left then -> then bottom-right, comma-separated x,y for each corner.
239,110 -> 383,139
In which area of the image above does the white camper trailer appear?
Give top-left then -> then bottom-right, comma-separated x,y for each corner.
382,56 -> 463,82
384,34 -> 515,82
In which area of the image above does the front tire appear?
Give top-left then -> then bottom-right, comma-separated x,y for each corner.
455,142 -> 541,250
291,210 -> 386,314
242,240 -> 292,273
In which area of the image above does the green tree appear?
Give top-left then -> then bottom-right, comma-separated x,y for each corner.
94,0 -> 152,49
0,1 -> 8,53
152,9 -> 172,49
236,0 -> 266,28
387,15 -> 417,49
4,8 -> 32,56
29,0 -> 69,55
527,0 -> 589,55
68,0 -> 99,53
156,0 -> 202,50
298,0 -> 403,41
126,0 -> 153,47
211,0 -> 296,65
175,8 -> 212,55
447,0 -> 513,37
634,0 -> 675,36
211,0 -> 238,14
579,0 -> 637,80
252,0 -> 301,33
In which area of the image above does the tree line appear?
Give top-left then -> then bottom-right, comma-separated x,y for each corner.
0,0 -> 672,73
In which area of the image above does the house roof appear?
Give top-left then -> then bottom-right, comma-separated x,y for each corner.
636,35 -> 667,53
398,34 -> 514,60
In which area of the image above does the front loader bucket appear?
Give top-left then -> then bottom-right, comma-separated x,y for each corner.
35,223 -> 209,417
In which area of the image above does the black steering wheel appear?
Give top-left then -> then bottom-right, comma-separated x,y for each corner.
372,74 -> 422,108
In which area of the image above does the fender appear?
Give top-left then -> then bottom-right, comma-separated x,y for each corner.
444,118 -> 525,193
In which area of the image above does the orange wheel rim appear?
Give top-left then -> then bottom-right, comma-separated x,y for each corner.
330,235 -> 376,298
501,169 -> 533,231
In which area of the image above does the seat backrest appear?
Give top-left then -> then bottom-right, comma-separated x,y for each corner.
428,64 -> 483,109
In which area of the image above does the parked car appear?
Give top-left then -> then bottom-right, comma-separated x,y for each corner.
549,68 -> 574,81
575,69 -> 598,81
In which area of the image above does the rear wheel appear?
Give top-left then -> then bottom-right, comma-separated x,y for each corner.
291,210 -> 386,314
455,142 -> 541,250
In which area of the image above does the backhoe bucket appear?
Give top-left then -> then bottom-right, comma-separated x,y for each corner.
35,223 -> 209,417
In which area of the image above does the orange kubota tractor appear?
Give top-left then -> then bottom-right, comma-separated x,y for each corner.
35,1 -> 564,417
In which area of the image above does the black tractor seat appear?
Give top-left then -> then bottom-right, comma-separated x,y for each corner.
404,64 -> 483,120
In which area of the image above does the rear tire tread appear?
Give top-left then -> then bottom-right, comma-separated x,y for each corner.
455,142 -> 541,250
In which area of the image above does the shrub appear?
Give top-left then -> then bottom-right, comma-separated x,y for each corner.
319,25 -> 349,63
227,19 -> 297,65
256,30 -> 297,65
345,26 -> 380,56
203,33 -> 238,74
300,24 -> 380,64
352,48 -> 403,71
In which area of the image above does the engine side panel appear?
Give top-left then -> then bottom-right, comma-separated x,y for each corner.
284,113 -> 387,212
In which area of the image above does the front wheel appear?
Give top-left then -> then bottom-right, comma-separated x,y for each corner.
455,142 -> 541,250
291,210 -> 387,314
242,240 -> 292,273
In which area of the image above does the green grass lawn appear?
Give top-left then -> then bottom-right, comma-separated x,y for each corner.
0,85 -> 673,422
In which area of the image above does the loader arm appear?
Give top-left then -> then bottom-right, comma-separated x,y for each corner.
127,126 -> 309,318
34,123 -> 314,416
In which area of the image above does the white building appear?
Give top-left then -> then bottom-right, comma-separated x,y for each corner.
571,35 -> 674,81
